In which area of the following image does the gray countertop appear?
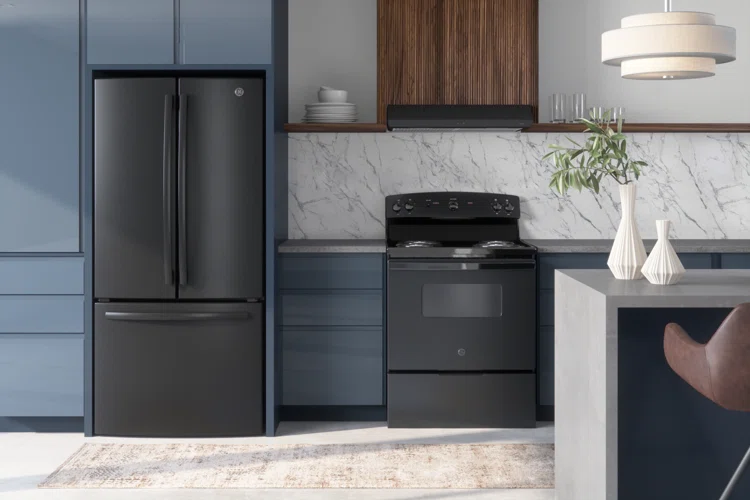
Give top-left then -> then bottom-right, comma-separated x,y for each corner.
528,239 -> 750,253
279,239 -> 750,254
278,239 -> 386,253
556,269 -> 750,307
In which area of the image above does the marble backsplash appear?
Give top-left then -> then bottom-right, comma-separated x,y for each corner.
288,132 -> 750,239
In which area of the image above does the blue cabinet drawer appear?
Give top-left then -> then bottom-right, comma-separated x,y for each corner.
0,296 -> 84,334
539,254 -> 609,289
179,0 -> 273,64
280,255 -> 384,290
0,257 -> 83,295
720,254 -> 750,269
539,326 -> 554,406
87,0 -> 175,64
677,253 -> 713,269
282,327 -> 383,406
281,291 -> 383,327
0,334 -> 83,416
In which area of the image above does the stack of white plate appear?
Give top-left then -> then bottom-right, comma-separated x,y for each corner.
303,103 -> 358,123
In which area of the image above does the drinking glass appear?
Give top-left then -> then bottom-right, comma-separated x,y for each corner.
550,94 -> 566,123
611,107 -> 626,124
570,94 -> 587,122
589,106 -> 606,124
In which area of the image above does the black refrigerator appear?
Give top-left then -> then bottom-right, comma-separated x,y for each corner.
93,76 -> 264,437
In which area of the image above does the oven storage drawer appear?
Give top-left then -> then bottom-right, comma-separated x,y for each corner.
387,373 -> 536,428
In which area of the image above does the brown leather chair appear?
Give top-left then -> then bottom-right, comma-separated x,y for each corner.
664,303 -> 750,500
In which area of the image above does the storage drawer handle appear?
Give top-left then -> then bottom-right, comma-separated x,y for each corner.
104,312 -> 249,322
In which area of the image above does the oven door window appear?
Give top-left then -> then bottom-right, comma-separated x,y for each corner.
422,284 -> 503,318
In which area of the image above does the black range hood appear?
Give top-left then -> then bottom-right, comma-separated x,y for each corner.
387,104 -> 534,131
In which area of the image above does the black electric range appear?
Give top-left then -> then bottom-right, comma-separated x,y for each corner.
385,192 -> 537,428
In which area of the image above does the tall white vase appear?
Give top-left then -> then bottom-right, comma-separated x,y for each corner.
607,183 -> 647,280
642,220 -> 686,285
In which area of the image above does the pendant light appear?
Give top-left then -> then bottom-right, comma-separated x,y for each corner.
602,0 -> 736,80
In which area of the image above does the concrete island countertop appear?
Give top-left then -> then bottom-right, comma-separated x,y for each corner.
278,239 -> 750,254
555,269 -> 750,500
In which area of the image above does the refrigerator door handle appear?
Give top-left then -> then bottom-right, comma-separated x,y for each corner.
178,94 -> 189,286
162,95 -> 175,285
104,311 -> 250,322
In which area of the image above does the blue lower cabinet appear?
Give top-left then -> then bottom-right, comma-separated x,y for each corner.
282,327 -> 383,406
720,254 -> 750,269
0,334 -> 83,416
0,296 -> 84,334
280,255 -> 384,290
0,257 -> 84,295
538,327 -> 554,406
677,253 -> 713,269
281,291 -> 382,327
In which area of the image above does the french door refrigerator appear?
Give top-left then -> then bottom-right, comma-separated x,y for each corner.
93,76 -> 264,437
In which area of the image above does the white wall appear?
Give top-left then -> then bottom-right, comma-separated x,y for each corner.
288,0 -> 377,123
290,0 -> 750,124
539,0 -> 750,122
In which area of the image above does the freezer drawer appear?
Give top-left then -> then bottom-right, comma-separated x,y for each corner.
388,373 -> 536,428
94,302 -> 263,437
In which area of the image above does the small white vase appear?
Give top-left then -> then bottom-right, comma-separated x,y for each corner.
607,183 -> 647,280
642,220 -> 686,285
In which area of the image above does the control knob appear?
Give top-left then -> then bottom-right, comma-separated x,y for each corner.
404,200 -> 415,212
448,200 -> 459,211
504,199 -> 516,212
491,199 -> 503,212
392,201 -> 402,213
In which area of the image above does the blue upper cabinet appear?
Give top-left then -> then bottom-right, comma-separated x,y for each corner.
179,0 -> 272,64
0,0 -> 80,252
87,0 -> 175,64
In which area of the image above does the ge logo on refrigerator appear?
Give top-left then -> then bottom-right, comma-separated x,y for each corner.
234,87 -> 244,97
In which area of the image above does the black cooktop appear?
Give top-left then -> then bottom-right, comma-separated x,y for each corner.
385,192 -> 536,259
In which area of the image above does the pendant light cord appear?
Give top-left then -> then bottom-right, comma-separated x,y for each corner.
665,0 -> 672,12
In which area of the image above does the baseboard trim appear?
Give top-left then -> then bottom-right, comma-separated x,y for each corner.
537,405 -> 554,422
281,405 -> 386,422
0,417 -> 84,433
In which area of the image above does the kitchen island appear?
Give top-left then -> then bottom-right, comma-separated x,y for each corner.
556,270 -> 750,500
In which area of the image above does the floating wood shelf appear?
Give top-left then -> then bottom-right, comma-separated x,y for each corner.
284,122 -> 750,134
284,123 -> 388,133
524,123 -> 750,133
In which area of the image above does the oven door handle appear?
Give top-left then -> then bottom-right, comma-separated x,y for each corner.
389,259 -> 536,271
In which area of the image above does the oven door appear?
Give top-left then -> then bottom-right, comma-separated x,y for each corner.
387,259 -> 536,371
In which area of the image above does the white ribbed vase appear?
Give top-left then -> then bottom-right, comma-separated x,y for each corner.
642,220 -> 686,285
607,183 -> 647,280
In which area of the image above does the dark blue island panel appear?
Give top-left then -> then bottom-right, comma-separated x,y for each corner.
279,253 -> 386,420
618,308 -> 750,500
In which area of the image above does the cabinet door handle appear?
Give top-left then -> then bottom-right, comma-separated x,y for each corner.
104,311 -> 250,322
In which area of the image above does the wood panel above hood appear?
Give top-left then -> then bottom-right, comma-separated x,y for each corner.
377,0 -> 539,123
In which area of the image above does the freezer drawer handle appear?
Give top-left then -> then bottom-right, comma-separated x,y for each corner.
162,95 -> 176,285
178,94 -> 189,286
104,311 -> 250,322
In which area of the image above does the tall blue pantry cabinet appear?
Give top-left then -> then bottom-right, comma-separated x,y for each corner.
0,1 -> 288,437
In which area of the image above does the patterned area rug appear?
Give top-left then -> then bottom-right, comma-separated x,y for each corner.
40,443 -> 554,489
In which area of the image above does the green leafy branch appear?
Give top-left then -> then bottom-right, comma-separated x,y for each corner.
543,114 -> 647,195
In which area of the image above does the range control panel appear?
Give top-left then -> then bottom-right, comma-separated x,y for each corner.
385,192 -> 521,219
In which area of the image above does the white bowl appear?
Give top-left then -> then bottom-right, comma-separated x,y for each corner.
318,89 -> 348,103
